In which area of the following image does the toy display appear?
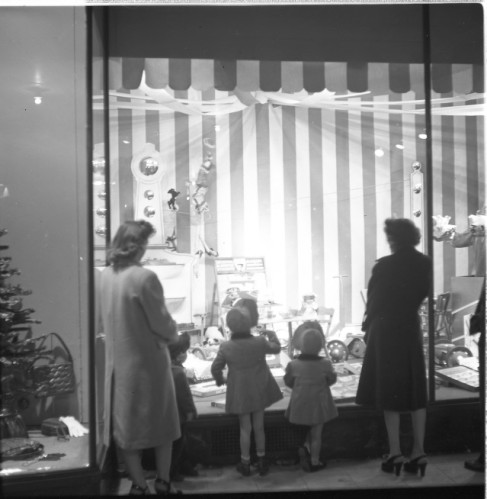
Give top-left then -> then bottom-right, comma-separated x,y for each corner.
189,327 -> 225,362
433,342 -> 473,368
435,365 -> 479,391
434,205 -> 486,276
167,188 -> 180,211
299,293 -> 319,318
192,159 -> 214,214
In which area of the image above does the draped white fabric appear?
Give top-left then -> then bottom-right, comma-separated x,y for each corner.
99,64 -> 484,326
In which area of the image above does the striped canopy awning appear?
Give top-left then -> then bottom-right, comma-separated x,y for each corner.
96,58 -> 484,95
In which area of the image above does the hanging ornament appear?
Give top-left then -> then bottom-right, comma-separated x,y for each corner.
167,188 -> 180,211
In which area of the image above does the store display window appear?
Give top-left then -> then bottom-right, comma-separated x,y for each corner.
0,5 -> 482,492
91,6 -> 483,420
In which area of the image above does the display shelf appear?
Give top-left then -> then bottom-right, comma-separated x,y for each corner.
190,381 -> 227,398
0,430 -> 89,477
435,365 -> 480,391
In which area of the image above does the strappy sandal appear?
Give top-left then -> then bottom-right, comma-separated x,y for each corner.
154,478 -> 183,495
128,483 -> 150,495
381,454 -> 404,476
404,455 -> 428,477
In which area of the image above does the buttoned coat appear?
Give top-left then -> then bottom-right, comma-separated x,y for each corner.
284,355 -> 338,425
356,246 -> 432,411
101,264 -> 181,450
211,331 -> 283,414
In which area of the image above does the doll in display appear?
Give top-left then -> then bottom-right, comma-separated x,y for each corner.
221,287 -> 241,310
433,204 -> 486,277
192,159 -> 214,214
299,293 -> 319,319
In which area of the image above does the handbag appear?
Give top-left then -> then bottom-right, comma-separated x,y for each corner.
0,437 -> 44,461
41,417 -> 70,440
27,332 -> 76,398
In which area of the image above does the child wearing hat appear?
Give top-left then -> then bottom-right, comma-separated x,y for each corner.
168,332 -> 199,481
284,321 -> 338,472
211,307 -> 283,477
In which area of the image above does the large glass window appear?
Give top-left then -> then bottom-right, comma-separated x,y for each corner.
96,57 -> 456,409
93,5 -> 483,424
429,63 -> 484,401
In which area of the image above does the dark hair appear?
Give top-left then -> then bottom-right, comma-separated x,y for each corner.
233,298 -> 259,327
384,218 -> 421,248
108,220 -> 155,270
168,332 -> 191,360
226,308 -> 252,334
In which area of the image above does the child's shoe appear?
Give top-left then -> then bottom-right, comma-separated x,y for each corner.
308,461 -> 327,472
236,460 -> 251,476
154,478 -> 182,495
257,456 -> 269,476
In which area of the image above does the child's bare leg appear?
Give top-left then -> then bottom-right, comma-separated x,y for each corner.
309,423 -> 324,465
304,427 -> 311,454
238,413 -> 252,462
251,410 -> 265,457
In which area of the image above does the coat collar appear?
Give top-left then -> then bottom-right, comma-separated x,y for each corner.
230,331 -> 253,340
296,353 -> 322,360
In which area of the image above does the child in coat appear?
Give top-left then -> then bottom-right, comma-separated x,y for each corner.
284,322 -> 338,472
211,307 -> 283,477
168,332 -> 199,481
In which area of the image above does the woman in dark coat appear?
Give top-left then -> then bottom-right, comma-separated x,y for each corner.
356,218 -> 432,477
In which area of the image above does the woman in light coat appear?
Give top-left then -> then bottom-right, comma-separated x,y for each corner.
101,220 -> 180,495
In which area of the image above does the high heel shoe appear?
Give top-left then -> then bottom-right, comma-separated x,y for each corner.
154,478 -> 182,495
381,454 -> 404,476
129,483 -> 150,495
404,455 -> 428,477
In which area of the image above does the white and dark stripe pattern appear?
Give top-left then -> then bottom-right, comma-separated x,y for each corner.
103,67 -> 484,327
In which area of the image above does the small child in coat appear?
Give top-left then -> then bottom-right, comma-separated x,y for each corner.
168,332 -> 199,481
211,307 -> 283,477
284,322 -> 338,472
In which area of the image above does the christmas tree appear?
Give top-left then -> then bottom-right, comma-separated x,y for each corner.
0,227 -> 42,439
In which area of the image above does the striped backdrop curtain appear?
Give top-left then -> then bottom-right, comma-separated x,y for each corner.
98,64 -> 485,327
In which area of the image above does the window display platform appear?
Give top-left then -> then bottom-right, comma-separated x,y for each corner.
1,431 -> 99,497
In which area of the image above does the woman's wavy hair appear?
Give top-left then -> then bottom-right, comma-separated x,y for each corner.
108,220 -> 155,270
384,218 -> 421,248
